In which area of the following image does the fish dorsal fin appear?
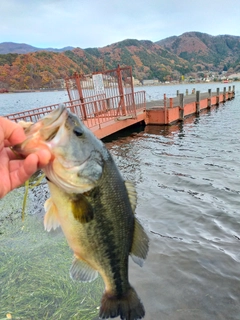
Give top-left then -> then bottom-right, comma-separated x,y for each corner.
125,181 -> 137,213
70,256 -> 98,282
130,218 -> 149,267
44,198 -> 61,232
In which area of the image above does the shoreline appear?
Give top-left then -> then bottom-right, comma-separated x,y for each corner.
1,80 -> 237,94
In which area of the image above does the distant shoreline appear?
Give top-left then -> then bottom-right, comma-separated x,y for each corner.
1,79 -> 237,95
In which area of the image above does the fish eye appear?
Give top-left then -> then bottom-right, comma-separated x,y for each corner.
73,126 -> 83,137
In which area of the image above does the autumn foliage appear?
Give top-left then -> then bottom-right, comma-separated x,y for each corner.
0,40 -> 191,90
0,51 -> 81,90
2,33 -> 239,91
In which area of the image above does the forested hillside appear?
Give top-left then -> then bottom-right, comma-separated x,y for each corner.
1,32 -> 240,90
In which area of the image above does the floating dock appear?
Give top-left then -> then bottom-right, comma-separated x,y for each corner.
145,87 -> 235,126
3,65 -> 235,139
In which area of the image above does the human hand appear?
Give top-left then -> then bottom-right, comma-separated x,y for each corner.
0,117 -> 51,198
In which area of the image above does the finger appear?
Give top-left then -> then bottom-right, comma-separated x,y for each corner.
35,149 -> 52,168
8,159 -> 25,172
8,147 -> 51,172
9,154 -> 39,189
6,147 -> 24,160
0,117 -> 26,145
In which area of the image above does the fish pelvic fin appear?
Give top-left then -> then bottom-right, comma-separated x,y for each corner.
70,257 -> 98,282
99,286 -> 145,320
44,198 -> 61,232
130,218 -> 149,267
125,181 -> 137,212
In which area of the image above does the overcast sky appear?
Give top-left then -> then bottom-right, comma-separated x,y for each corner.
1,0 -> 240,49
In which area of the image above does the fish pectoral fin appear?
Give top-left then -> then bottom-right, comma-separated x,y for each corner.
130,218 -> 149,267
44,198 -> 60,232
70,257 -> 98,282
71,195 -> 94,223
125,181 -> 137,212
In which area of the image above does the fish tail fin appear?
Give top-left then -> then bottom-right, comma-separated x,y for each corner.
99,286 -> 145,320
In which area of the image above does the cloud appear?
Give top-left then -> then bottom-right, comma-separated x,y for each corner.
0,0 -> 240,48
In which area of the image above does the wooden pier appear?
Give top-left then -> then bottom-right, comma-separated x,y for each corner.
3,66 -> 236,139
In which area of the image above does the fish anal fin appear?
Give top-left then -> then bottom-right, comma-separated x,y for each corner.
70,257 -> 98,282
71,195 -> 94,223
125,181 -> 137,212
44,198 -> 60,232
130,218 -> 149,267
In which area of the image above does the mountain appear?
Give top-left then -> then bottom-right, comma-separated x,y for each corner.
156,32 -> 240,73
0,39 -> 190,90
0,51 -> 82,90
1,32 -> 240,90
0,42 -> 74,54
67,39 -> 190,80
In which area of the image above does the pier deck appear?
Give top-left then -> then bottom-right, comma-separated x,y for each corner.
145,89 -> 234,126
4,87 -> 235,139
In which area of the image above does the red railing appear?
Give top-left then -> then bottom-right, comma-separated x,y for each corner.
5,99 -> 81,122
4,91 -> 146,130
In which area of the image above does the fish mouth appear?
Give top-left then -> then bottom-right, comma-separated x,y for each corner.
13,104 -> 68,155
38,104 -> 68,142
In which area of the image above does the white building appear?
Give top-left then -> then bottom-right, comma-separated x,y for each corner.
142,79 -> 159,85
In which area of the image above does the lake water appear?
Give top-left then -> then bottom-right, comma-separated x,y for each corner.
0,82 -> 231,115
0,83 -> 240,320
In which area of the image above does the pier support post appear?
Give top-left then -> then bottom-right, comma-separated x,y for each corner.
223,87 -> 226,103
164,94 -> 167,108
177,90 -> 179,96
216,88 -> 220,105
196,91 -> 200,114
186,89 -> 188,96
233,85 -> 235,98
179,93 -> 184,121
163,94 -> 167,124
75,73 -> 87,120
228,86 -> 232,100
117,65 -> 127,116
106,98 -> 111,110
207,89 -> 211,108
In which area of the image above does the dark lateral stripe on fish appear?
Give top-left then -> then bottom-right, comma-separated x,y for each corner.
87,187 -> 127,297
98,213 -> 125,297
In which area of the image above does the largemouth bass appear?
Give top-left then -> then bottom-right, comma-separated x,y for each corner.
14,105 -> 149,320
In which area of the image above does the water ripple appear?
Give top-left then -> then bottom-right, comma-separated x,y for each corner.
112,88 -> 240,319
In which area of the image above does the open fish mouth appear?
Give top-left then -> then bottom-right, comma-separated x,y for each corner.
37,104 -> 68,141
13,104 -> 68,155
